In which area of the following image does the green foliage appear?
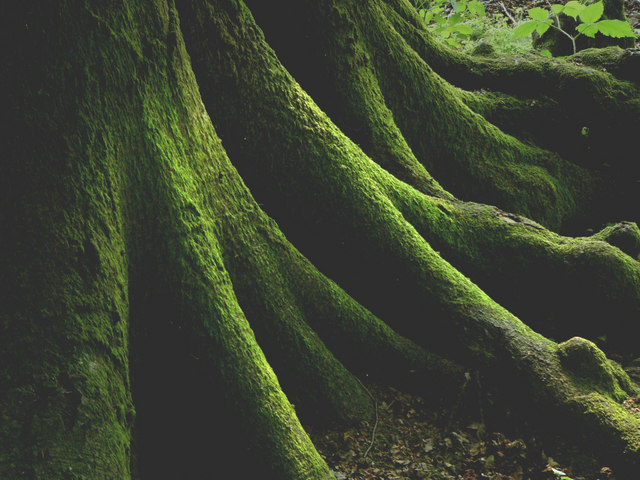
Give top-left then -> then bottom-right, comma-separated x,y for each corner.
416,0 -> 487,48
511,0 -> 636,54
415,0 -> 534,53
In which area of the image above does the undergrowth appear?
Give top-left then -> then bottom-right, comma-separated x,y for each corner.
412,0 -> 638,55
414,0 -> 534,54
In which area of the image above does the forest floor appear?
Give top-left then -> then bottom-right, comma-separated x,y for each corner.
308,1 -> 640,479
308,382 -> 640,480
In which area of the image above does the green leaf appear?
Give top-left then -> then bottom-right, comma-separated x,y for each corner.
448,13 -> 463,25
551,4 -> 564,15
563,1 -> 586,19
434,14 -> 447,25
512,21 -> 539,39
528,7 -> 550,22
454,24 -> 473,35
596,19 -> 636,38
579,1 -> 603,24
540,49 -> 553,57
438,26 -> 452,38
468,0 -> 485,17
421,9 -> 435,23
447,37 -> 461,48
577,22 -> 599,37
536,20 -> 552,35
450,0 -> 458,12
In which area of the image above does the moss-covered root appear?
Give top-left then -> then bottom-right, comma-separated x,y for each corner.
228,0 -> 640,349
132,202 -> 334,480
382,1 -> 640,184
558,337 -> 637,399
245,0 -> 600,230
2,1 -> 342,479
572,47 -> 640,84
178,0 -> 640,467
214,213 -> 375,428
217,212 -> 466,423
592,221 -> 640,260
245,0 -> 450,199
381,182 -> 640,355
554,338 -> 640,474
381,0 -> 640,100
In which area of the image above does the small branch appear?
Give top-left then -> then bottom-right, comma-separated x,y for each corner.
544,4 -> 579,55
550,23 -> 579,54
500,2 -> 517,24
354,376 -> 379,459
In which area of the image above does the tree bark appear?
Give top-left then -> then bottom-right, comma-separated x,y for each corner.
2,0 -> 639,478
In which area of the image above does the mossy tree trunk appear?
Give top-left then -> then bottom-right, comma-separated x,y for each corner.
2,0 -> 639,479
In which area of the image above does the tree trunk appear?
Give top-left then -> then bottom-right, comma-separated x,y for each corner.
2,0 -> 639,478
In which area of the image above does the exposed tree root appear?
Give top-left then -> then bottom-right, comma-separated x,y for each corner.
180,0 -> 640,472
2,1 -> 639,479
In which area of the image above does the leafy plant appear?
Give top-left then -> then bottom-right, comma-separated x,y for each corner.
512,0 -> 636,55
417,0 -> 487,48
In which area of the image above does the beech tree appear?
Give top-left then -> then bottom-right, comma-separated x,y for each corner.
2,0 -> 639,478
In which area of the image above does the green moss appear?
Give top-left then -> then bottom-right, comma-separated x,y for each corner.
3,1 -> 339,478
246,0 -> 625,230
179,0 -> 640,468
557,337 -> 637,401
566,393 -> 640,466
375,171 -> 640,354
592,221 -> 640,260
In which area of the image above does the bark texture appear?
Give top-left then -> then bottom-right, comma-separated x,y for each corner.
2,0 -> 639,478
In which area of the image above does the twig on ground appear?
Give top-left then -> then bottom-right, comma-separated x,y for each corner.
354,376 -> 379,459
500,2 -> 517,23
